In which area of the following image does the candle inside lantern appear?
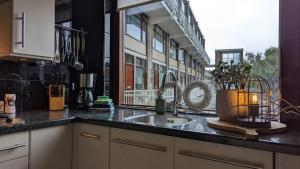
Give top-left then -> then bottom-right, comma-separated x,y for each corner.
249,93 -> 259,120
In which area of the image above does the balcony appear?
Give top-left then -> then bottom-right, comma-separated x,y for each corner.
131,0 -> 210,66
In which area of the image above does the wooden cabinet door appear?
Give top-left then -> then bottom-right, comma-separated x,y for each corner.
75,123 -> 109,169
30,125 -> 72,169
12,0 -> 54,59
276,153 -> 300,169
110,128 -> 174,169
0,157 -> 28,169
175,137 -> 273,169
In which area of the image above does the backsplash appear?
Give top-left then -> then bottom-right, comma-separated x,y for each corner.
0,61 -> 70,112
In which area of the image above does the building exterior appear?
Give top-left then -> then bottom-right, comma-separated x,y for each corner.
122,0 -> 210,105
215,48 -> 244,65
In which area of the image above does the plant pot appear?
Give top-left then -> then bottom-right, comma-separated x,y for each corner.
216,90 -> 248,122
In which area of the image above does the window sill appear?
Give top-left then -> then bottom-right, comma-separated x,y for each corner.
152,48 -> 166,55
126,34 -> 146,44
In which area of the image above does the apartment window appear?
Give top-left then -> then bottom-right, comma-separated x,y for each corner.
179,72 -> 186,88
170,40 -> 178,60
153,25 -> 166,53
136,58 -> 147,90
126,13 -> 147,42
181,0 -> 185,14
152,63 -> 166,89
222,53 -> 241,65
178,49 -> 185,64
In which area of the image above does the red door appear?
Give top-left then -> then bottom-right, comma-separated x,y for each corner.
125,64 -> 134,90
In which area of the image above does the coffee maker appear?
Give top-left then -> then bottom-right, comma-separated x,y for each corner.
76,73 -> 96,109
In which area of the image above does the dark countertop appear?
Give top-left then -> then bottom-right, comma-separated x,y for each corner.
2,108 -> 300,155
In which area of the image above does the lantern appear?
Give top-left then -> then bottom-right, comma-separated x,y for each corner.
237,75 -> 272,128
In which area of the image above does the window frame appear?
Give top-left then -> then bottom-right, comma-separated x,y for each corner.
125,12 -> 148,43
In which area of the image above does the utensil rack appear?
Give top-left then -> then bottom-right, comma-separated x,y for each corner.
55,24 -> 88,35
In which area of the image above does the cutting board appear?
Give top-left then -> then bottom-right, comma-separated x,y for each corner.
207,118 -> 287,140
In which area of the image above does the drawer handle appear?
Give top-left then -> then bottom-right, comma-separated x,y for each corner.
80,133 -> 100,139
15,12 -> 25,47
0,144 -> 26,152
111,139 -> 167,152
178,150 -> 263,169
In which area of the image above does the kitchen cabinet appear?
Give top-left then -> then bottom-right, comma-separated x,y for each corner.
275,153 -> 300,169
0,0 -> 55,61
73,123 -> 110,169
0,157 -> 28,169
30,124 -> 72,169
175,137 -> 273,169
110,128 -> 174,169
0,131 -> 29,169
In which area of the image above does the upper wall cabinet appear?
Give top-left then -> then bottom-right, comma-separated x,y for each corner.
0,0 -> 55,61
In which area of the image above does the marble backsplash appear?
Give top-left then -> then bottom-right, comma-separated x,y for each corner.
0,61 -> 70,111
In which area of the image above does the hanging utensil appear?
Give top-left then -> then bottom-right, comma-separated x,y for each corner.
72,32 -> 84,71
60,30 -> 66,63
81,31 -> 87,70
55,28 -> 61,63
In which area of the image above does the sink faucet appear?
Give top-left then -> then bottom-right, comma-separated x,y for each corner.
160,70 -> 178,116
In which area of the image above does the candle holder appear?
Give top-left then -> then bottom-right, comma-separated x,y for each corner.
237,75 -> 272,128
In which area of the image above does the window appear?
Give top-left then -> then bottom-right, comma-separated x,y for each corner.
126,12 -> 147,42
222,53 -> 241,65
153,63 -> 166,89
153,25 -> 166,53
170,40 -> 178,60
119,0 -> 279,112
178,49 -> 185,64
135,58 -> 147,90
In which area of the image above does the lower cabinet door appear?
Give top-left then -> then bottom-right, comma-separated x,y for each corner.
76,123 -> 110,169
110,128 -> 174,169
30,125 -> 72,169
0,157 -> 28,169
276,153 -> 300,169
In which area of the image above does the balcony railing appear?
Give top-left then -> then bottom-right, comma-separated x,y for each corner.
124,89 -> 174,105
163,0 -> 210,65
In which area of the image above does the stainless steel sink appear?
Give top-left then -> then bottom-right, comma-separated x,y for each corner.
125,115 -> 195,127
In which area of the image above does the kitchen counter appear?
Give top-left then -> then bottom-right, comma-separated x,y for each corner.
2,108 -> 300,155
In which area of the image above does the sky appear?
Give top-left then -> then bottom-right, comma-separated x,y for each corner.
188,0 -> 279,64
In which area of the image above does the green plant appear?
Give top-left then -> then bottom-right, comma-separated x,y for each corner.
211,61 -> 252,90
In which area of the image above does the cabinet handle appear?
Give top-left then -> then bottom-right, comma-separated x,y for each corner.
80,133 -> 100,139
178,150 -> 263,169
15,12 -> 25,47
0,144 -> 26,152
111,138 -> 167,152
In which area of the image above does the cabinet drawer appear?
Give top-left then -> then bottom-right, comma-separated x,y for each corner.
110,128 -> 174,169
0,131 -> 29,163
175,138 -> 273,169
0,156 -> 28,169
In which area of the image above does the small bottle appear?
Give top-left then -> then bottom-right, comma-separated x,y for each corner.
156,96 -> 166,115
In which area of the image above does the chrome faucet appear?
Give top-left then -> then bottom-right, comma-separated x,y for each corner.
160,70 -> 178,116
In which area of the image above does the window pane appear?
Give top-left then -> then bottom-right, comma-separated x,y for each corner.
126,14 -> 142,41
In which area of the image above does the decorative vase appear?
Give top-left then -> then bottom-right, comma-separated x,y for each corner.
216,90 -> 248,122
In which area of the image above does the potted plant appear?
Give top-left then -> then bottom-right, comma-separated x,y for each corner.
211,61 -> 252,121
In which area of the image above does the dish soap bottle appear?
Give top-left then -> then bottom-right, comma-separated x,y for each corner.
156,96 -> 166,115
